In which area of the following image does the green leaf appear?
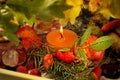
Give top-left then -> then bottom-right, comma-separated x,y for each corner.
90,36 -> 114,51
77,49 -> 87,60
0,12 -> 19,33
80,26 -> 92,46
0,9 -> 20,45
76,49 -> 87,70
13,11 -> 29,25
49,2 -> 72,18
0,8 -> 19,32
0,9 -> 13,23
4,32 -> 20,46
7,0 -> 71,22
59,48 -> 70,52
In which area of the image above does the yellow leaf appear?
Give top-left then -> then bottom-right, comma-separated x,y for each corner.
101,0 -> 120,19
59,0 -> 83,25
10,16 -> 19,25
98,7 -> 111,20
108,0 -> 120,18
66,0 -> 83,6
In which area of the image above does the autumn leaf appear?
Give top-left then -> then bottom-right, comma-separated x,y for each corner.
100,0 -> 120,19
34,19 -> 60,33
98,7 -> 111,20
59,0 -> 83,25
108,0 -> 120,18
16,25 -> 42,50
89,0 -> 101,13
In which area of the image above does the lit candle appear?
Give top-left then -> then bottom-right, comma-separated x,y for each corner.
46,26 -> 78,48
59,25 -> 64,40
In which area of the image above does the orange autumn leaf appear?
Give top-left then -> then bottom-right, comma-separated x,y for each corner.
60,0 -> 83,25
89,0 -> 101,13
17,25 -> 42,50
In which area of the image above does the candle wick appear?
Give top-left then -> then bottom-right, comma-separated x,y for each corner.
59,32 -> 64,40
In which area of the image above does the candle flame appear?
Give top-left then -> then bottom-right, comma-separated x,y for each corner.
60,25 -> 63,35
59,25 -> 64,39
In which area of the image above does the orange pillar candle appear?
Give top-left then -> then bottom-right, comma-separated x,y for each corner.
46,26 -> 78,48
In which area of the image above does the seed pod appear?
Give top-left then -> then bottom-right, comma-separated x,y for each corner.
2,49 -> 19,67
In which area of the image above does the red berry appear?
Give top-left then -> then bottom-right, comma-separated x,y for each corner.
28,69 -> 41,76
17,49 -> 26,65
92,50 -> 105,64
16,66 -> 28,74
101,19 -> 120,33
80,35 -> 98,60
80,35 -> 105,64
56,51 -> 75,63
26,57 -> 35,70
93,66 -> 102,79
43,53 -> 53,69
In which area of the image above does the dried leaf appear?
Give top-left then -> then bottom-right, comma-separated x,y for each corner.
89,0 -> 101,12
17,25 -> 42,50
